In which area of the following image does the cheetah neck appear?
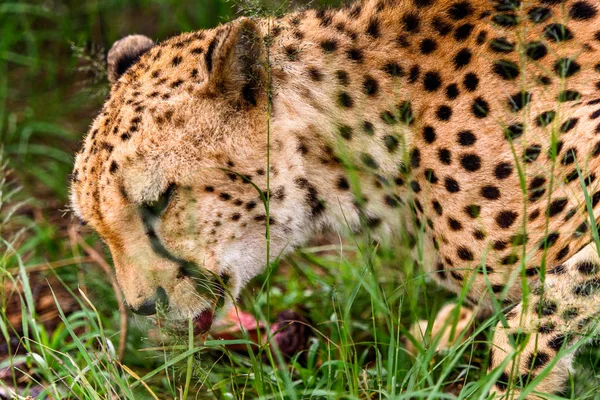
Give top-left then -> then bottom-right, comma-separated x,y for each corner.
253,0 -> 450,236
265,1 -> 448,181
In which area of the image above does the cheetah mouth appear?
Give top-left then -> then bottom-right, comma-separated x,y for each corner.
193,308 -> 214,336
192,280 -> 226,337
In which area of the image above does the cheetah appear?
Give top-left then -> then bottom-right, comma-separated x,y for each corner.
71,0 -> 600,397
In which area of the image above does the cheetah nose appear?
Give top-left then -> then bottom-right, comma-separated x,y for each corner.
131,299 -> 156,316
129,286 -> 168,316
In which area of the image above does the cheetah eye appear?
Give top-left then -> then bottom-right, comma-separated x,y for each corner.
142,183 -> 176,217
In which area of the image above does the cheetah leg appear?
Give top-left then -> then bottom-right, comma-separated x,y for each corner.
489,242 -> 600,399
407,302 -> 476,355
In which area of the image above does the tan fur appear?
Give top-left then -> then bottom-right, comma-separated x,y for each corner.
71,0 -> 600,396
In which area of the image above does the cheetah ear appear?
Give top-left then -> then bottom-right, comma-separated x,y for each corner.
107,34 -> 155,85
207,18 -> 265,107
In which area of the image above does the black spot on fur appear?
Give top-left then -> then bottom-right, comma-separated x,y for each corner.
561,148 -> 577,165
508,91 -> 532,112
423,126 -> 436,143
496,210 -> 518,228
562,307 -> 580,321
423,71 -> 442,91
472,97 -> 490,118
381,110 -> 396,125
430,201 -> 443,217
361,153 -> 379,169
410,181 -> 421,193
493,240 -> 508,251
337,176 -> 350,190
424,169 -> 438,184
402,13 -> 421,32
436,105 -> 452,121
463,73 -> 479,91
492,13 -> 518,27
363,121 -> 375,135
411,149 -> 421,168
432,17 -> 453,36
453,48 -> 472,69
305,183 -> 326,217
564,169 -> 579,183
109,160 -> 119,174
460,154 -> 481,171
339,125 -> 353,140
537,299 -> 558,316
476,30 -> 487,44
528,7 -> 552,23
493,0 -> 520,11
448,217 -> 462,231
574,221 -> 588,238
448,1 -> 473,20
525,41 -> 547,60
501,254 -> 519,265
548,264 -> 566,274
439,148 -> 452,164
336,70 -> 350,85
347,48 -> 364,63
414,0 -> 435,6
445,177 -> 460,192
481,185 -> 500,200
398,101 -> 415,124
547,198 -> 568,216
454,23 -> 474,41
337,92 -> 354,108
384,135 -> 399,152
544,24 -> 573,42
446,84 -> 459,99
548,334 -> 568,351
457,246 -> 474,261
554,57 -> 581,78
524,145 -> 541,163
538,232 -> 559,250
528,352 -> 550,370
496,372 -> 510,390
577,261 -> 599,275
489,37 -> 515,53
504,123 -> 524,140
383,63 -> 404,77
420,38 -> 438,54
557,245 -> 571,260
308,66 -> 323,82
570,1 -> 598,20
363,76 -> 379,95
458,130 -> 476,146
536,110 -> 556,127
366,18 -> 380,37
493,60 -> 520,80
407,66 -> 420,84
574,278 -> 600,296
558,90 -> 581,102
465,204 -> 480,218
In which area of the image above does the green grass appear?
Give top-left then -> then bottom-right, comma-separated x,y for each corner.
3,0 -> 600,399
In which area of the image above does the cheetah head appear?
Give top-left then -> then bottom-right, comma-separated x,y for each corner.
70,19 -> 314,334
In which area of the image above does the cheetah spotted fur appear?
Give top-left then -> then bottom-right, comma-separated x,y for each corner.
71,0 -> 600,397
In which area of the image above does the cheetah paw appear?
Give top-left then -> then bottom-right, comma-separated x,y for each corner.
407,303 -> 476,355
